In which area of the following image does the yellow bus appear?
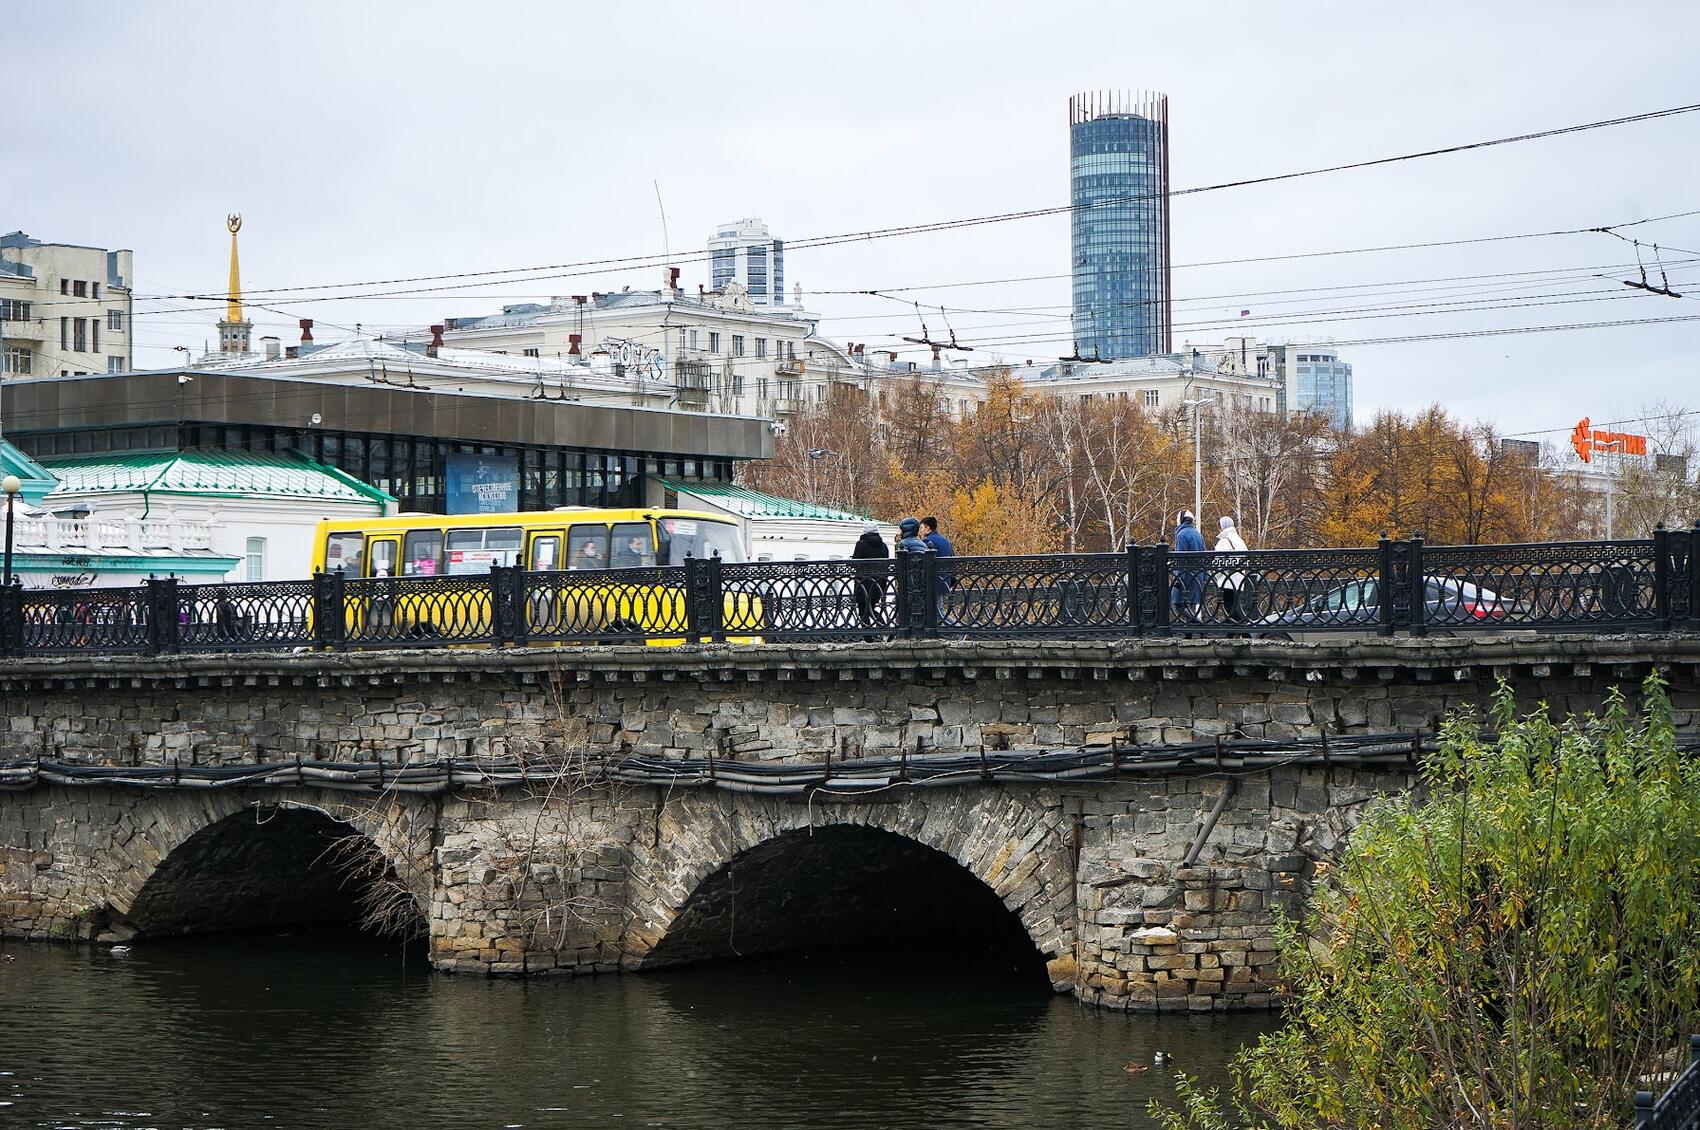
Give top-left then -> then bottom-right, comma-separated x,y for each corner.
310,508 -> 755,644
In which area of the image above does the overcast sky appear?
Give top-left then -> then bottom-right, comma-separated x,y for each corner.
11,0 -> 1700,444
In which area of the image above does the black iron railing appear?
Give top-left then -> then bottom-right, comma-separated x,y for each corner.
3,527 -> 1700,657
1635,1035 -> 1700,1128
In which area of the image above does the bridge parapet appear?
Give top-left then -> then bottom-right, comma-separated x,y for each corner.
2,635 -> 1694,1012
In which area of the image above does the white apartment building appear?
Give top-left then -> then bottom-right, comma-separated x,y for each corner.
709,217 -> 785,306
849,350 -> 1284,422
0,231 -> 134,378
439,276 -> 862,421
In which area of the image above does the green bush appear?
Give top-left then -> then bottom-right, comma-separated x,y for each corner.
1153,676 -> 1700,1129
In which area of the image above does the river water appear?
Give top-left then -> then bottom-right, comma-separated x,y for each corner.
0,932 -> 1275,1129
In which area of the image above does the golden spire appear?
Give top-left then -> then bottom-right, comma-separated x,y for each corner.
225,213 -> 243,323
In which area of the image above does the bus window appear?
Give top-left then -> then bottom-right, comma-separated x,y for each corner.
403,529 -> 443,576
530,534 -> 562,571
567,524 -> 607,571
657,517 -> 746,564
444,527 -> 523,574
609,522 -> 656,569
369,539 -> 398,579
325,532 -> 365,576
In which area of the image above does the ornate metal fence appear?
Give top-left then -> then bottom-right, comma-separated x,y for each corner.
1,528 -> 1698,658
1635,1035 -> 1700,1128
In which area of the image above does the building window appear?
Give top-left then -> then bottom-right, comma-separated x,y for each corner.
732,335 -> 745,357
733,372 -> 745,396
2,346 -> 30,374
756,377 -> 769,400
73,280 -> 87,297
1143,389 -> 1159,408
0,299 -> 30,321
245,537 -> 267,582
59,279 -> 68,295
73,319 -> 87,352
107,356 -> 123,373
92,282 -> 100,299
60,317 -> 68,350
91,320 -> 100,353
709,331 -> 721,354
688,329 -> 699,350
107,308 -> 123,331
522,347 -> 539,358
755,338 -> 767,358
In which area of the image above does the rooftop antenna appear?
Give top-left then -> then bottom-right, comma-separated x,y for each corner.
1621,240 -> 1683,298
654,180 -> 670,273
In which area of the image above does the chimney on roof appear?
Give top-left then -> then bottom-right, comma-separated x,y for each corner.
261,336 -> 280,360
428,324 -> 444,359
299,318 -> 314,344
568,333 -> 582,357
669,267 -> 681,290
931,344 -> 942,369
884,351 -> 897,363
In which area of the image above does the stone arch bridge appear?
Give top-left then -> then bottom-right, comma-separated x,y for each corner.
1,635 -> 1691,1012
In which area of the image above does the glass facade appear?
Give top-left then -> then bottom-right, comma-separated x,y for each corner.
1069,92 -> 1170,360
15,423 -> 734,514
707,220 -> 784,305
1292,354 -> 1353,431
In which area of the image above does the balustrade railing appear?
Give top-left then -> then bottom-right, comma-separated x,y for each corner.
2,527 -> 1699,657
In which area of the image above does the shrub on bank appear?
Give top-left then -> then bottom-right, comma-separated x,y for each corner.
1153,675 -> 1700,1129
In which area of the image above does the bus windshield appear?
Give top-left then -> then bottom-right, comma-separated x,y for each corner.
658,518 -> 746,564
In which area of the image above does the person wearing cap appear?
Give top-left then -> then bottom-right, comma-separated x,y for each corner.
1171,510 -> 1207,620
850,519 -> 890,630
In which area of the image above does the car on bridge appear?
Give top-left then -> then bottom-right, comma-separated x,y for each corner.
1248,576 -> 1513,639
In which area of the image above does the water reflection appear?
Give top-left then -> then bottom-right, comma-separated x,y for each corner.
0,932 -> 1275,1129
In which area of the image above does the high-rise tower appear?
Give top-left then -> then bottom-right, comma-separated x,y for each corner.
216,213 -> 252,355
1069,91 -> 1171,359
708,218 -> 785,306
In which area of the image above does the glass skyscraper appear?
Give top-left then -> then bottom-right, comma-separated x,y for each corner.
1069,91 -> 1171,359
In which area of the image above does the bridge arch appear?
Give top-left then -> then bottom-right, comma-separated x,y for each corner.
103,794 -> 431,943
628,792 -> 1076,988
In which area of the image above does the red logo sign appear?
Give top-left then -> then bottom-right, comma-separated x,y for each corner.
1571,417 -> 1647,464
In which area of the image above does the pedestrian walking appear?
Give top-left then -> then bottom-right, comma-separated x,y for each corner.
1214,515 -> 1250,623
850,520 -> 890,631
1171,510 -> 1207,620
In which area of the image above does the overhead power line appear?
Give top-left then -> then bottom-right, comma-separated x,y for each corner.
107,102 -> 1700,305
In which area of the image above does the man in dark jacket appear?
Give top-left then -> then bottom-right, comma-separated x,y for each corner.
850,521 -> 889,629
1171,509 -> 1207,620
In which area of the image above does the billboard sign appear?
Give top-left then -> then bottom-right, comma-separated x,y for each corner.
445,454 -> 519,514
1570,418 -> 1647,464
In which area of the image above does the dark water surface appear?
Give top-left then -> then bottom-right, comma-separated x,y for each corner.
0,932 -> 1274,1129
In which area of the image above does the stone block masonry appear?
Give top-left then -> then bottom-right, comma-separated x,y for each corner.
0,635 -> 1693,1011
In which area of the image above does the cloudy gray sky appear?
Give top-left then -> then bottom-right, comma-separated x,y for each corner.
12,0 -> 1700,444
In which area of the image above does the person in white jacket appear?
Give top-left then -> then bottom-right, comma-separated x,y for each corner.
1215,516 -> 1250,622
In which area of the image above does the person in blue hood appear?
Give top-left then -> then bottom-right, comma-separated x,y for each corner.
897,517 -> 930,554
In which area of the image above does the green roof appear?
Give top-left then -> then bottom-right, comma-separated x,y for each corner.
0,438 -> 59,505
40,449 -> 395,505
660,479 -> 869,522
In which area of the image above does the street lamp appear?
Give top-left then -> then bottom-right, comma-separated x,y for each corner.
1595,436 -> 1625,539
1181,397 -> 1210,524
2,474 -> 20,588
